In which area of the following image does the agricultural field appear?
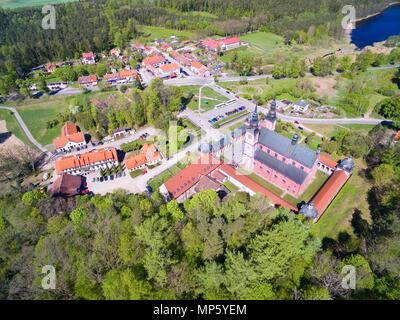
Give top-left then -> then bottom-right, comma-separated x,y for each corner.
0,0 -> 76,9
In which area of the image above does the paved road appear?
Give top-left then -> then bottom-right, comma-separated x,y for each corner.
368,64 -> 400,71
216,75 -> 273,82
0,105 -> 50,154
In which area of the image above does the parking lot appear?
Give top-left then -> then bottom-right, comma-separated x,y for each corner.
203,100 -> 247,125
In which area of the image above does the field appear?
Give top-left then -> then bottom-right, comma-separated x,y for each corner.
138,25 -> 194,41
305,123 -> 376,138
240,31 -> 285,52
180,85 -> 228,112
0,0 -> 76,9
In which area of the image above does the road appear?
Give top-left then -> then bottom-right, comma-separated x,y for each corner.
0,105 -> 50,155
368,63 -> 400,71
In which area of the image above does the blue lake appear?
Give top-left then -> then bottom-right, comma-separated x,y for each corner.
351,4 -> 400,49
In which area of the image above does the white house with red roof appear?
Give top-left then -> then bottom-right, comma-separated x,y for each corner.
201,37 -> 241,52
190,61 -> 209,76
158,63 -> 180,78
78,75 -> 98,87
81,52 -> 95,65
53,122 -> 87,153
142,54 -> 166,74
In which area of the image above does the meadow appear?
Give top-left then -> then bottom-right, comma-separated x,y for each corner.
137,25 -> 195,42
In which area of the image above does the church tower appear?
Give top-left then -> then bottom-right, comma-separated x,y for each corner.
241,105 -> 259,169
261,99 -> 277,131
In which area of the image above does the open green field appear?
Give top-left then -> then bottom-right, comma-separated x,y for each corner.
240,31 -> 285,52
0,0 -> 76,9
305,123 -> 376,138
311,159 -> 372,240
181,85 -> 228,112
0,109 -> 31,146
138,25 -> 194,41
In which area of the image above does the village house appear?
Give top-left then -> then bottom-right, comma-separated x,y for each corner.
190,61 -> 210,76
112,127 -> 132,139
46,81 -> 68,91
125,144 -> 161,172
158,63 -> 181,78
81,52 -> 96,65
55,148 -> 119,175
170,51 -> 191,67
53,122 -> 87,153
110,48 -> 121,57
160,42 -> 172,52
103,69 -> 141,85
142,54 -> 166,74
292,100 -> 309,113
78,74 -> 98,87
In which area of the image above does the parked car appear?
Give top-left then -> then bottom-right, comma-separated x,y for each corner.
298,126 -> 304,131
92,178 -> 95,182
100,177 -> 104,182
146,186 -> 153,193
294,120 -> 299,124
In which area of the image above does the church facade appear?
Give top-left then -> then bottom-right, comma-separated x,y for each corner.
241,101 -> 319,197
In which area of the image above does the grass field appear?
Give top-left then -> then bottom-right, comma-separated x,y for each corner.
247,173 -> 283,196
0,0 -> 76,9
311,159 -> 372,240
240,31 -> 285,52
306,124 -> 376,138
0,109 -> 31,146
138,25 -> 194,41
181,86 -> 228,112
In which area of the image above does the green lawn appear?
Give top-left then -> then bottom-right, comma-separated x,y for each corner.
181,118 -> 202,137
224,181 -> 239,192
0,0 -> 76,8
311,160 -> 372,240
240,31 -> 284,52
0,109 -> 32,146
138,25 -> 194,41
130,170 -> 143,179
148,162 -> 187,191
181,86 -> 228,112
17,99 -> 69,146
306,124 -> 376,138
247,173 -> 283,196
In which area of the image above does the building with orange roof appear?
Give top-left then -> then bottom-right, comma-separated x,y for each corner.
143,54 -> 165,69
158,63 -> 180,78
190,60 -> 209,76
300,157 -> 354,222
317,153 -> 337,174
78,74 -> 98,86
125,144 -> 161,172
201,37 -> 241,52
82,52 -> 95,65
395,130 -> 400,142
53,122 -> 87,153
55,148 -> 119,175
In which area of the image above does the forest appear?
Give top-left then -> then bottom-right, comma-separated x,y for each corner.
0,0 -> 393,78
1,122 -> 400,299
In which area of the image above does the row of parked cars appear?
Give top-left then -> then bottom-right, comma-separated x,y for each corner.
208,106 -> 246,124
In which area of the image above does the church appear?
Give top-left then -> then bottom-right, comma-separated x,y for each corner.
241,101 -> 320,198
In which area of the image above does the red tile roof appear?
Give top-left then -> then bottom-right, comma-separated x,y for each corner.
82,52 -> 94,59
119,69 -> 139,79
319,153 -> 337,169
53,122 -> 85,149
219,164 -> 298,211
163,154 -> 222,199
202,39 -> 220,50
159,63 -> 180,72
103,72 -> 120,81
78,74 -> 97,84
312,169 -> 350,220
143,54 -> 165,66
220,37 -> 240,46
191,60 -> 206,70
55,148 -> 118,174
395,131 -> 400,141
125,144 -> 161,170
